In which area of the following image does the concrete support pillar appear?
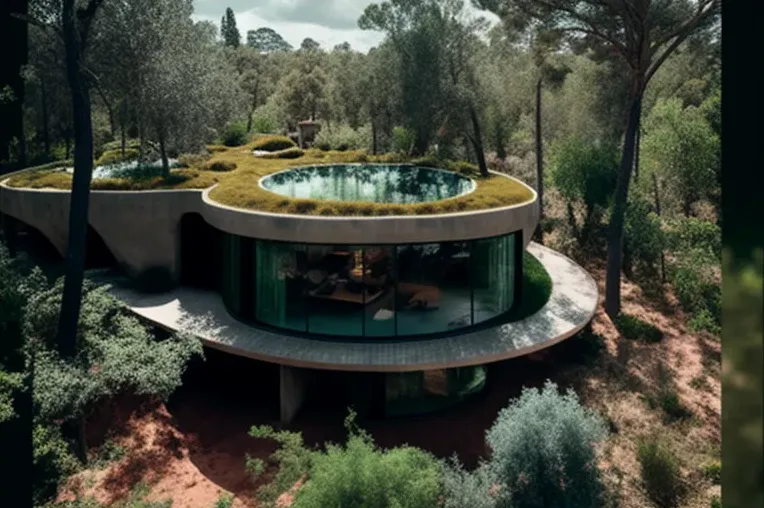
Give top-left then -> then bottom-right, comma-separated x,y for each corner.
280,365 -> 307,424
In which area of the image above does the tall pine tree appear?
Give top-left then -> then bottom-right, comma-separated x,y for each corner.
220,7 -> 241,48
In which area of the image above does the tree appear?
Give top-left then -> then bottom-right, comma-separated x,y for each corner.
0,0 -> 28,171
300,37 -> 321,52
474,0 -> 720,318
220,7 -> 241,48
246,27 -> 293,53
486,380 -> 608,508
641,98 -> 719,217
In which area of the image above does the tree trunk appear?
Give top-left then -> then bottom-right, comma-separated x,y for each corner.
371,116 -> 378,155
75,416 -> 88,463
120,100 -> 126,157
604,91 -> 643,318
495,122 -> 507,160
64,129 -> 72,159
0,0 -> 27,171
652,172 -> 666,283
246,84 -> 258,133
469,105 -> 489,178
534,77 -> 544,244
56,0 -> 97,358
41,79 -> 51,160
158,127 -> 169,177
633,124 -> 641,182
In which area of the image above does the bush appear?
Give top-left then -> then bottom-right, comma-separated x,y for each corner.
177,152 -> 211,168
614,314 -> 664,343
440,458 -> 499,508
637,437 -> 683,508
260,147 -> 304,159
666,217 -> 721,259
206,145 -> 229,153
670,259 -> 720,334
411,154 -> 442,168
624,197 -> 666,276
249,410 -> 441,508
486,380 -> 608,508
313,124 -> 372,152
102,139 -> 141,152
711,496 -> 721,508
252,135 -> 296,152
213,493 -> 234,508
221,122 -> 249,147
203,160 -> 237,172
95,148 -> 139,167
701,461 -> 721,485
392,126 -> 416,155
448,160 -> 480,177
33,423 -> 80,505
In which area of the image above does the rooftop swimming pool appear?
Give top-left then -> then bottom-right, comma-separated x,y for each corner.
259,164 -> 475,204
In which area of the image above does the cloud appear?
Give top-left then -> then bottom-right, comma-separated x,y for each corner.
192,0 -> 500,54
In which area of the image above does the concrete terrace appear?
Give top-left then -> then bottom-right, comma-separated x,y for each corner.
106,243 -> 598,372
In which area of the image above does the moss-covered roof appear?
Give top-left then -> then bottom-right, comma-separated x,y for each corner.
2,141 -> 535,217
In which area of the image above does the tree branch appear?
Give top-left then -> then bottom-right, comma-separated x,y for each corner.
10,12 -> 63,38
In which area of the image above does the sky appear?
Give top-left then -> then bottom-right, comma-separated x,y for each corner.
192,0 -> 499,54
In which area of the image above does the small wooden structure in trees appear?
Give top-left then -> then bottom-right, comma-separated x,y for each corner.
297,119 -> 321,148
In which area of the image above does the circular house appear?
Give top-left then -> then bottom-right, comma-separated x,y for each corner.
0,154 -> 597,423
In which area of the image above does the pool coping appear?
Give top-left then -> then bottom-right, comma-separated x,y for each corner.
105,242 -> 598,372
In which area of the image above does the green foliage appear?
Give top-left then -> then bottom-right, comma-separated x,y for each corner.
53,482 -> 173,507
637,437 -> 684,508
102,139 -> 142,152
486,380 -> 608,508
221,122 -> 249,147
613,314 -> 664,343
27,279 -> 203,423
624,197 -> 666,276
644,364 -> 692,422
411,154 -> 443,168
92,439 -> 127,469
391,126 -> 416,155
701,461 -> 721,485
252,135 -> 297,152
247,423 -> 312,505
550,137 -> 618,215
213,493 -> 234,508
0,369 -> 23,423
666,217 -> 721,259
220,7 -> 241,49
313,124 -> 372,152
710,496 -> 721,508
95,148 -> 139,167
204,160 -> 237,172
249,410 -> 442,508
440,458 -> 499,508
642,98 -> 719,215
246,27 -> 293,53
260,147 -> 305,159
33,423 -> 80,506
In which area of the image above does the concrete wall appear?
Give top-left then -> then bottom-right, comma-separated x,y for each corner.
280,364 -> 308,424
0,170 -> 539,280
0,184 -> 203,281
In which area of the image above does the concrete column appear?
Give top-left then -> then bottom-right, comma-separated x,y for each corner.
280,365 -> 307,424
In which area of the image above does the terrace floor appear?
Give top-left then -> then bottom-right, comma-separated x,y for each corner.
107,243 -> 598,371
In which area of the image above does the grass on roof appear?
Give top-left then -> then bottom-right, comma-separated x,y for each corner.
3,141 -> 535,217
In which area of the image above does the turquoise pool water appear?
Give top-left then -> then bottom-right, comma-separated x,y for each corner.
260,164 -> 475,204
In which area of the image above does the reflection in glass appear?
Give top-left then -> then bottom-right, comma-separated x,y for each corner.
473,236 -> 513,322
396,243 -> 447,335
255,241 -> 307,331
305,245 -> 364,336
260,164 -> 474,204
363,246 -> 396,337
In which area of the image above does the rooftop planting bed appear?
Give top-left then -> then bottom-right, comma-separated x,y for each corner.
3,137 -> 535,217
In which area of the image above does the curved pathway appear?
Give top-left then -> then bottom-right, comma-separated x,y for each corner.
107,243 -> 598,372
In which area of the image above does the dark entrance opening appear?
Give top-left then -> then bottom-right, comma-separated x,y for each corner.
180,213 -> 222,290
85,225 -> 117,270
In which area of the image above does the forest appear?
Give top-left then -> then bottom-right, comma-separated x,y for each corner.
0,0 -> 722,507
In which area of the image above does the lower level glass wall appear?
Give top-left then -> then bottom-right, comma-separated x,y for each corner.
221,232 -> 520,339
384,366 -> 487,417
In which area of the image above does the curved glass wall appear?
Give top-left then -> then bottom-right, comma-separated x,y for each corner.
221,232 -> 520,339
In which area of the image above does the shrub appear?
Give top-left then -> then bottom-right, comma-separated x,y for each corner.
624,197 -> 666,276
213,493 -> 235,508
411,154 -> 442,168
701,461 -> 721,485
614,314 -> 664,343
177,152 -> 211,168
666,217 -> 721,259
221,122 -> 249,147
448,160 -> 480,177
486,380 -> 608,508
207,145 -> 229,153
102,139 -> 141,152
313,123 -> 372,152
710,496 -> 721,508
637,437 -> 683,508
440,458 -> 499,508
95,148 -> 139,167
204,160 -> 237,172
670,259 -> 720,334
392,126 -> 416,155
252,135 -> 296,152
33,423 -> 80,505
260,147 -> 304,159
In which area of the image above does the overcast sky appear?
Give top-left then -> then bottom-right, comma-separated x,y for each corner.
192,0 -> 499,53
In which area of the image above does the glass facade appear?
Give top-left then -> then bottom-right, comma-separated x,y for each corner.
221,232 -> 520,339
